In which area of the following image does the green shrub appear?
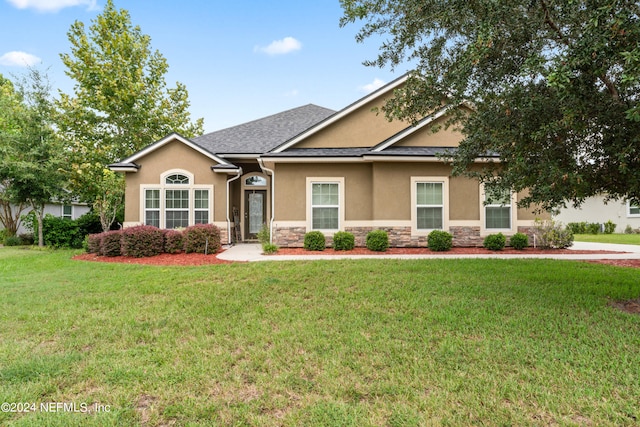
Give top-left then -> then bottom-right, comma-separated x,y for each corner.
304,231 -> 326,251
585,222 -> 601,234
427,230 -> 453,252
164,229 -> 184,254
101,230 -> 123,257
257,224 -> 270,245
533,219 -> 574,249
509,232 -> 529,250
567,222 -> 587,234
483,233 -> 506,251
121,226 -> 164,257
603,220 -> 616,234
18,233 -> 34,245
332,231 -> 355,251
625,225 -> 635,234
366,230 -> 389,252
183,224 -> 221,254
42,214 -> 83,248
86,232 -> 104,254
4,235 -> 22,246
262,243 -> 279,254
76,211 -> 103,236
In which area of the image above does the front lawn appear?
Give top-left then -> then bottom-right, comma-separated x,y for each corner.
574,233 -> 640,245
1,248 -> 639,426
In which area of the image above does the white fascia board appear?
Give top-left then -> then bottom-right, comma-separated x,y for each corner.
271,75 -> 409,153
109,166 -> 139,173
120,133 -> 231,166
261,157 -> 366,163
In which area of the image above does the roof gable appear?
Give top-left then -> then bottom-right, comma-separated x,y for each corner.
117,133 -> 232,166
270,74 -> 409,153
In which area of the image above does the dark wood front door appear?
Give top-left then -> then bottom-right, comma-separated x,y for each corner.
244,190 -> 266,240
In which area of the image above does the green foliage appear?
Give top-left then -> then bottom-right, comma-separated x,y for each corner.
533,219 -> 574,249
604,220 -> 616,234
257,224 -> 270,245
42,214 -> 83,249
121,226 -> 163,257
304,231 -> 326,251
101,230 -> 123,257
427,230 -> 453,252
164,229 -> 183,254
624,225 -> 637,234
509,232 -> 529,250
57,0 -> 204,204
332,231 -> 355,251
483,233 -> 506,251
3,235 -> 22,246
262,243 -> 279,255
366,229 -> 389,252
183,224 -> 221,254
341,0 -> 640,209
93,169 -> 125,232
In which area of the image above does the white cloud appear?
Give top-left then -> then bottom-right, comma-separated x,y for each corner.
0,51 -> 42,67
254,37 -> 302,55
359,78 -> 386,93
6,0 -> 98,12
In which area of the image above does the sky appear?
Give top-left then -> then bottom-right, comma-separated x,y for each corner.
0,0 -> 409,133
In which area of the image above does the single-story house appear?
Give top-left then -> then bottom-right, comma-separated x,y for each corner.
554,196 -> 640,233
8,201 -> 91,235
109,75 -> 548,247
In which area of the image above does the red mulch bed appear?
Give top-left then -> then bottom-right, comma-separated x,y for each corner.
73,251 -> 234,266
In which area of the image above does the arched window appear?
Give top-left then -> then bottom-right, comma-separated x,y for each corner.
165,174 -> 190,185
245,175 -> 267,186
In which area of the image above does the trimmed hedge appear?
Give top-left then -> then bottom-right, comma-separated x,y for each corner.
332,231 -> 355,251
164,229 -> 184,254
483,233 -> 506,251
86,232 -> 103,254
366,230 -> 389,252
509,232 -> 529,250
304,231 -> 326,251
183,224 -> 221,254
121,226 -> 164,257
101,230 -> 123,257
427,230 -> 453,252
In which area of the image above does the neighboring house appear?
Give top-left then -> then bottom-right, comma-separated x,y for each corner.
11,201 -> 91,235
554,196 -> 640,233
109,75 -> 547,247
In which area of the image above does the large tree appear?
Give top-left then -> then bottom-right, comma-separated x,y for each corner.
341,0 -> 640,210
0,69 -> 67,246
57,0 -> 204,213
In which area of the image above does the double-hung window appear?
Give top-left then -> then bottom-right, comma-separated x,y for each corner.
628,202 -> 640,217
62,205 -> 73,220
412,177 -> 448,234
416,182 -> 444,230
484,188 -> 513,230
307,178 -> 344,232
142,171 -> 212,229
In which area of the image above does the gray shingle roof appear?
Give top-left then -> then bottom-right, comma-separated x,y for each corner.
262,147 -> 372,157
192,104 -> 336,155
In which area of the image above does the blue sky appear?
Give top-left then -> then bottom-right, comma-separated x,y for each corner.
0,0 -> 408,133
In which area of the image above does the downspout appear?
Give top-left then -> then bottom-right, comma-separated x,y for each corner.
226,167 -> 243,245
258,158 -> 275,244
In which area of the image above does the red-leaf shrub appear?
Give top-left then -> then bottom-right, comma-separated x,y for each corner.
164,229 -> 184,254
121,225 -> 164,258
86,232 -> 104,254
183,224 -> 221,254
101,230 -> 123,257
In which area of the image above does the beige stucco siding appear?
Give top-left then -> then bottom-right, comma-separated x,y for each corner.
395,116 -> 464,148
274,163 -> 373,221
124,140 -> 228,223
295,98 -> 409,149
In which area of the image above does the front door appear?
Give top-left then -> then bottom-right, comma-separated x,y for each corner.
244,190 -> 266,240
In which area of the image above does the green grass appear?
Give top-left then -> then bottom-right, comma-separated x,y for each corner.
574,234 -> 640,245
1,247 -> 639,426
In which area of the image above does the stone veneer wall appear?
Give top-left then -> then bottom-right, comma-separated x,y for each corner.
273,225 -> 538,248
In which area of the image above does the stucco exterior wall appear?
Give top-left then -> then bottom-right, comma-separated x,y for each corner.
123,140 -> 228,224
554,196 -> 640,233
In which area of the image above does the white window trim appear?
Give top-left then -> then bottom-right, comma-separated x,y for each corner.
139,169 -> 214,229
306,177 -> 345,233
411,177 -> 449,236
480,185 -> 517,235
61,204 -> 73,220
627,201 -> 640,218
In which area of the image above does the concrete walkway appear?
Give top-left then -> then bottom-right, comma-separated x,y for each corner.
217,242 -> 640,262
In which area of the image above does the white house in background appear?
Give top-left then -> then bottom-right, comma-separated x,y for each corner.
554,195 -> 640,233
14,201 -> 91,235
